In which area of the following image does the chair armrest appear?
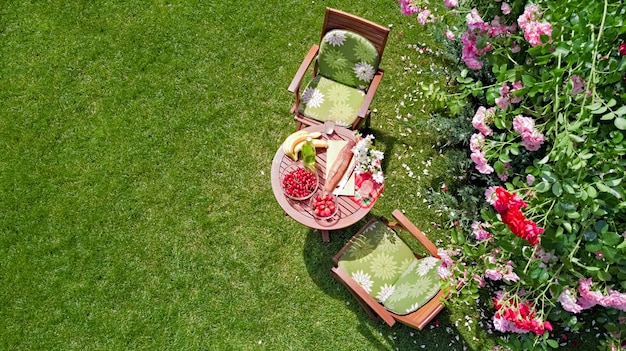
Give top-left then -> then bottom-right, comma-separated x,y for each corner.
288,44 -> 320,94
357,69 -> 384,118
391,209 -> 440,258
331,267 -> 396,327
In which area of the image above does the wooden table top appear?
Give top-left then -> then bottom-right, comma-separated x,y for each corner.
271,125 -> 377,239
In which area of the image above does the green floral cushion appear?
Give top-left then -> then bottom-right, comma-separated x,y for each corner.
298,75 -> 365,127
318,29 -> 380,90
337,220 -> 417,303
382,256 -> 442,315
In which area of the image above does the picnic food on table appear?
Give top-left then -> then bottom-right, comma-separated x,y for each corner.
282,130 -> 327,161
311,192 -> 337,218
324,140 -> 355,192
282,165 -> 318,200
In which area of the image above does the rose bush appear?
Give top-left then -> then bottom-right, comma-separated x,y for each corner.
399,0 -> 625,349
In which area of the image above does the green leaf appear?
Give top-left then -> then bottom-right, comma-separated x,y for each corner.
494,160 -> 505,174
569,134 -> 585,142
615,117 -> 626,130
537,155 -> 550,164
457,232 -> 466,244
542,170 -> 557,183
566,211 -> 580,219
499,153 -> 512,163
583,230 -> 597,241
601,112 -> 616,120
563,221 -> 572,233
552,182 -> 563,197
591,106 -> 608,114
603,232 -> 622,246
585,242 -> 604,253
547,339 -> 559,348
553,42 -> 571,56
597,271 -> 612,281
586,185 -> 597,198
595,220 -> 608,233
614,105 -> 626,116
522,74 -> 537,87
597,182 -> 622,199
605,178 -> 622,187
535,181 -> 550,193
607,98 -> 617,108
586,102 -> 603,110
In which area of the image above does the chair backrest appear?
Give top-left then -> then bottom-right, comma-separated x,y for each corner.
317,30 -> 380,89
315,9 -> 390,90
321,8 -> 390,61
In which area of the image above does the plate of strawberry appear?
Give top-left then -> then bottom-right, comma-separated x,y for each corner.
310,191 -> 338,219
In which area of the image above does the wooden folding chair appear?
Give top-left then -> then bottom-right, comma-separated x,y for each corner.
288,8 -> 390,130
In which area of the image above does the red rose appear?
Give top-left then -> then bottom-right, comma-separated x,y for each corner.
619,43 -> 626,56
494,187 -> 528,213
502,209 -> 525,233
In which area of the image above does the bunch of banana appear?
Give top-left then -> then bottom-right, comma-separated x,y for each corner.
282,130 -> 328,160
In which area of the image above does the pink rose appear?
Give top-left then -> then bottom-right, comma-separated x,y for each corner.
472,106 -> 495,135
485,269 -> 502,280
513,115 -> 535,134
466,8 -> 484,30
472,221 -> 492,241
399,0 -> 419,15
501,2 -> 511,15
471,151 -> 494,174
444,0 -> 458,8
470,133 -> 484,152
521,130 -> 545,151
417,9 -> 435,25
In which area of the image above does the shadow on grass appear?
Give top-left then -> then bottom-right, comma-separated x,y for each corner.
300,219 -> 390,349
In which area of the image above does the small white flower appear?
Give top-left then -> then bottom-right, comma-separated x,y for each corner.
372,171 -> 384,184
416,257 -> 439,275
376,284 -> 395,302
325,31 -> 346,46
302,87 -> 324,108
354,62 -> 375,82
352,270 -> 373,293
405,302 -> 420,314
371,149 -> 384,161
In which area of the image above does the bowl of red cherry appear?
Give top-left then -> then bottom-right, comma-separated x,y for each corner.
310,191 -> 338,219
281,162 -> 318,201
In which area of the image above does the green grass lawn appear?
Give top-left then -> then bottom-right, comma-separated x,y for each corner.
0,1 -> 595,350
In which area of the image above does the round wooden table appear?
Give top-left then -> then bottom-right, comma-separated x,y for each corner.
271,125 -> 377,242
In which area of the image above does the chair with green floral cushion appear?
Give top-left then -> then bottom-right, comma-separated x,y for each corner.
331,210 -> 452,330
288,7 -> 390,130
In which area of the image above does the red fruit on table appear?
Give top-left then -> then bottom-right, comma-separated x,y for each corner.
312,192 -> 336,218
282,167 -> 316,199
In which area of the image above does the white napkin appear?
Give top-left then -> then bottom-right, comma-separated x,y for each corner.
325,140 -> 355,196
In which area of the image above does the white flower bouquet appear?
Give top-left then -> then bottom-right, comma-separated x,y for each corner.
352,133 -> 384,184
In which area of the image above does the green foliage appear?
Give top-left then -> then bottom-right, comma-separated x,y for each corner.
414,0 -> 626,349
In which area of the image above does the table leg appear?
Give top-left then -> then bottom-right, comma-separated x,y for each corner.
321,230 -> 330,242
